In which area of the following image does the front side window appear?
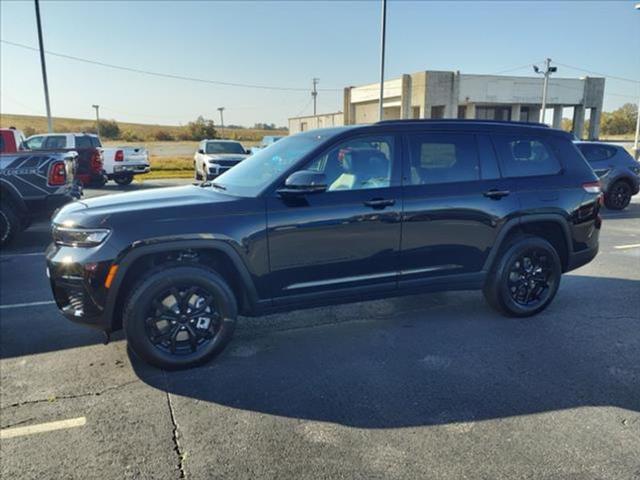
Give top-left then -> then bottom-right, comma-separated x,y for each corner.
25,136 -> 45,150
205,141 -> 245,154
304,135 -> 395,191
493,135 -> 561,178
406,133 -> 479,185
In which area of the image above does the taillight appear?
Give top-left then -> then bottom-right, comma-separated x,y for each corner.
48,161 -> 67,186
91,151 -> 103,172
582,181 -> 601,194
114,150 -> 124,162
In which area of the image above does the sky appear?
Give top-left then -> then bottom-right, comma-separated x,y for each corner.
1,0 -> 639,127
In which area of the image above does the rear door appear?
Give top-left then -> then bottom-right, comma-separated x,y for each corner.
399,131 -> 519,285
266,133 -> 403,301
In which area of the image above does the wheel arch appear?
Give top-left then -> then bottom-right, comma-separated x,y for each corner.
484,215 -> 572,273
0,180 -> 27,214
105,239 -> 260,332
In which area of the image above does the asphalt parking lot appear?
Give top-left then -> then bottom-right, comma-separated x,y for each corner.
1,181 -> 639,479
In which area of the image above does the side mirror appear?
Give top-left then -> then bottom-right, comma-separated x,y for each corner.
245,149 -> 252,155
198,149 -> 205,154
278,170 -> 327,196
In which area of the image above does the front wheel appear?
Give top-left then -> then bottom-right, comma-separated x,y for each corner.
114,174 -> 134,186
0,202 -> 21,247
483,235 -> 561,317
604,180 -> 632,210
123,264 -> 237,369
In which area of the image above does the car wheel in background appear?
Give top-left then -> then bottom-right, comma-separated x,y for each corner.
194,167 -> 203,181
604,180 -> 632,210
123,264 -> 237,369
0,202 -> 21,246
483,235 -> 561,317
114,175 -> 134,186
90,175 -> 108,188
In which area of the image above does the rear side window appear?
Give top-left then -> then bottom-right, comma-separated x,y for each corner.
577,144 -> 616,163
91,136 -> 102,148
492,135 -> 561,178
25,136 -> 45,150
75,136 -> 93,148
406,133 -> 479,185
45,136 -> 67,149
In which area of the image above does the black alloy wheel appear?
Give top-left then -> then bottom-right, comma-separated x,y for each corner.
506,249 -> 556,308
605,181 -> 632,210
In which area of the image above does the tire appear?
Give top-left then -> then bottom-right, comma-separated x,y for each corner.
483,235 -> 562,317
0,202 -> 21,247
123,264 -> 237,369
90,175 -> 107,188
194,164 -> 203,181
114,175 -> 134,186
604,180 -> 632,210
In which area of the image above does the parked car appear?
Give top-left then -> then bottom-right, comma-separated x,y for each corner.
102,146 -> 150,186
193,139 -> 250,180
0,127 -> 27,154
575,141 -> 640,210
250,135 -> 285,154
25,133 -> 106,187
46,119 -> 601,369
1,149 -> 81,245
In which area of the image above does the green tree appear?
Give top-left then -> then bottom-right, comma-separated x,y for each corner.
600,103 -> 638,136
185,116 -> 217,140
98,119 -> 121,139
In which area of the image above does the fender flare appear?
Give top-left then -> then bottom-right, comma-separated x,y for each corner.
482,214 -> 573,272
103,238 -> 260,329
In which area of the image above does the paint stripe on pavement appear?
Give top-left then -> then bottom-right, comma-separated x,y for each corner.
614,244 -> 640,250
1,417 -> 86,439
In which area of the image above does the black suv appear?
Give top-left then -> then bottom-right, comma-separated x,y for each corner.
46,120 -> 602,369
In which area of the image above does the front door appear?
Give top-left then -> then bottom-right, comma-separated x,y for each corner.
266,134 -> 402,301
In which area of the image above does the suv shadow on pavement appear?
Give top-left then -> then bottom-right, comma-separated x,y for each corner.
131,274 -> 640,429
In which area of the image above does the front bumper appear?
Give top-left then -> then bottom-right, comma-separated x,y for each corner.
46,242 -> 116,331
207,163 -> 238,178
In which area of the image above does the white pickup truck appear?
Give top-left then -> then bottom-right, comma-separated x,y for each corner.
24,132 -> 150,186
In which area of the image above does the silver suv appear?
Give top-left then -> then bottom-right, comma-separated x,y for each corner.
576,142 -> 640,210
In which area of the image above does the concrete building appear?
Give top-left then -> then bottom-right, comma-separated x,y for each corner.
288,111 -> 343,134
290,70 -> 605,140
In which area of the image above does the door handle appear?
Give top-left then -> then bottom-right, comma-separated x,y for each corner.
364,198 -> 395,209
483,189 -> 510,200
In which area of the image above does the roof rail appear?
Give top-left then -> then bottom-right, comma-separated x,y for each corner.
375,118 -> 550,128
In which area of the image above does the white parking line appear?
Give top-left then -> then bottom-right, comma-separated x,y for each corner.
1,417 -> 86,439
0,301 -> 55,310
0,252 -> 45,258
614,244 -> 640,250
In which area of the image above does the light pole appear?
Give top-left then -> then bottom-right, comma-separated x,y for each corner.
533,58 -> 557,124
634,3 -> 640,156
378,0 -> 387,121
34,0 -> 53,132
312,78 -> 319,116
92,104 -> 101,137
217,107 -> 225,138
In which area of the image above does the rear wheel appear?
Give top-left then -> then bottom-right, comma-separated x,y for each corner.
604,180 -> 632,210
0,202 -> 21,247
484,235 -> 561,317
114,174 -> 134,186
123,264 -> 237,369
194,163 -> 203,181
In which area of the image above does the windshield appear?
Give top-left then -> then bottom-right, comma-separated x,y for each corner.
211,132 -> 335,196
205,141 -> 245,154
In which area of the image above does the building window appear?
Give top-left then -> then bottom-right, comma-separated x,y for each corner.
457,106 -> 467,119
300,122 -> 307,132
476,106 -> 511,121
430,106 -> 445,119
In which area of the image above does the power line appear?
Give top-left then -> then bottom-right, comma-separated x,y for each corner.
1,39 -> 340,92
554,61 -> 639,84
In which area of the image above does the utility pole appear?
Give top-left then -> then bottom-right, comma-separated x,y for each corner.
217,107 -> 225,138
34,0 -> 53,132
533,58 -> 557,124
92,104 -> 101,137
378,0 -> 387,121
311,78 -> 319,116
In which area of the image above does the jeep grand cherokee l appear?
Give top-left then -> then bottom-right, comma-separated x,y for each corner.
46,120 -> 601,369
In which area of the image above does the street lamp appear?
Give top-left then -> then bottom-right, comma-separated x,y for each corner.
533,59 -> 557,124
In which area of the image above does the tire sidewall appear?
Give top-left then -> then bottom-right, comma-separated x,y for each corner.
114,175 -> 134,186
124,265 -> 237,369
495,237 -> 561,317
605,181 -> 631,210
0,203 -> 19,246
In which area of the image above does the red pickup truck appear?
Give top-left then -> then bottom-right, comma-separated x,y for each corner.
0,127 -> 27,154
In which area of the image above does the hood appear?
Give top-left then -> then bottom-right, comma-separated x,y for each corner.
205,154 -> 248,162
53,185 -> 239,227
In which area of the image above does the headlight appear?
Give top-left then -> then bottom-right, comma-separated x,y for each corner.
53,226 -> 111,247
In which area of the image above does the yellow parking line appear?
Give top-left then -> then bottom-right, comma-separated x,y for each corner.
613,244 -> 640,250
1,417 -> 86,440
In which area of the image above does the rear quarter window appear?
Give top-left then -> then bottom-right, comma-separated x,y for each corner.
75,136 -> 93,148
577,144 -> 616,163
492,134 -> 561,178
44,136 -> 67,149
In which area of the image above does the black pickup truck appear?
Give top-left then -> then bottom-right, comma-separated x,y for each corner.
0,150 -> 82,246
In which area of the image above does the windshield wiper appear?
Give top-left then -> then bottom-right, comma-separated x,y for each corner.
211,182 -> 227,191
